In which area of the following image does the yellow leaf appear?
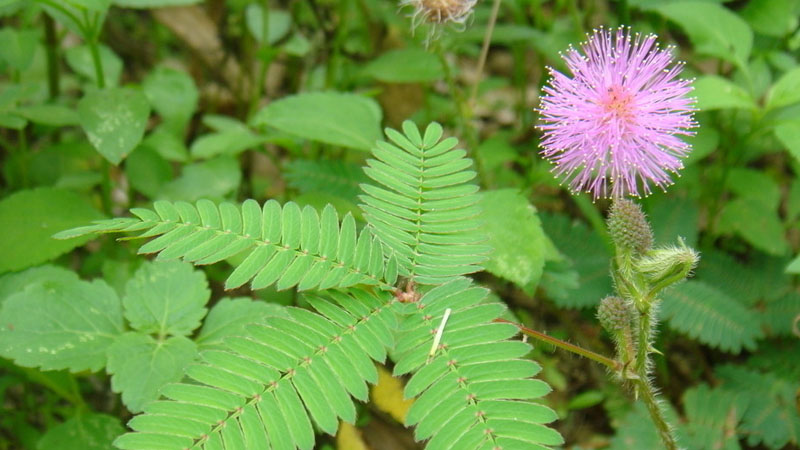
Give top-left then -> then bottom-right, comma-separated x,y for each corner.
370,365 -> 414,423
336,421 -> 368,450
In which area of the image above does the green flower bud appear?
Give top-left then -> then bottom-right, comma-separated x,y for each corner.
607,199 -> 653,256
636,238 -> 699,294
597,295 -> 634,334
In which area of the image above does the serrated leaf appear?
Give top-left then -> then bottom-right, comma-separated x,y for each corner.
123,260 -> 210,336
0,188 -> 103,273
479,189 -> 546,291
251,92 -> 382,152
540,213 -> 611,308
196,297 -> 288,350
0,278 -> 123,372
78,87 -> 151,165
107,333 -> 198,413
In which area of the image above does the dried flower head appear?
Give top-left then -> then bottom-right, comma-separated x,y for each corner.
401,0 -> 477,33
536,27 -> 697,199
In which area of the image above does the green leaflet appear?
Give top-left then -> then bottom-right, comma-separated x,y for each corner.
113,289 -> 396,450
392,278 -> 562,449
56,200 -> 392,292
360,121 -> 489,285
660,280 -> 764,353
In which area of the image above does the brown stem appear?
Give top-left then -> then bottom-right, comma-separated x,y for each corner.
494,318 -> 621,372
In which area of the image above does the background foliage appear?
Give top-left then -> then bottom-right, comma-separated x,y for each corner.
0,0 -> 798,449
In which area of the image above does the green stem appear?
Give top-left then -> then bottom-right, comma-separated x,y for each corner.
632,376 -> 678,450
249,0 -> 271,116
574,194 -> 614,253
99,159 -> 113,215
43,14 -> 60,99
432,42 -> 476,151
495,318 -> 621,372
87,35 -> 105,89
469,0 -> 501,107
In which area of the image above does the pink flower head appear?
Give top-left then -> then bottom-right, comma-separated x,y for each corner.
537,27 -> 696,199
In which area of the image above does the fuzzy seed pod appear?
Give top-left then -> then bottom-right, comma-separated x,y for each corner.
607,199 -> 653,256
636,238 -> 699,293
597,296 -> 634,334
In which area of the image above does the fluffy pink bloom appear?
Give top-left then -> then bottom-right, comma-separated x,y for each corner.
537,27 -> 696,199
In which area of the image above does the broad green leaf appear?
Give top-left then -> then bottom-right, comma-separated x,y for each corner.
14,104 -> 79,126
113,0 -> 200,7
0,28 -> 38,71
766,67 -> 800,111
740,0 -> 798,37
106,333 -> 198,413
786,255 -> 800,274
0,265 -> 79,307
774,120 -> 800,163
693,75 -> 755,110
36,413 -> 125,450
479,189 -> 546,291
0,278 -> 123,372
64,44 -> 122,88
123,261 -> 210,336
655,2 -> 752,68
78,87 -> 151,165
195,297 -> 288,350
245,4 -> 292,44
159,156 -> 241,201
142,66 -> 198,129
190,129 -> 268,159
125,145 -> 173,198
718,197 -> 789,255
64,0 -> 111,11
0,188 -> 103,273
540,213 -> 611,308
725,168 -> 781,210
362,48 -> 444,83
142,125 -> 189,162
252,92 -> 382,151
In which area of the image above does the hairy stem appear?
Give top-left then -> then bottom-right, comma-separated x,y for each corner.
495,318 -> 621,372
632,376 -> 678,450
469,0 -> 501,107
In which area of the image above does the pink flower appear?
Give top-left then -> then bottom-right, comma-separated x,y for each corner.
537,27 -> 696,199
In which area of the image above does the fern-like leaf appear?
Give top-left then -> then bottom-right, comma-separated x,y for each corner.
393,278 -> 563,449
113,288 -> 396,450
660,280 -> 763,353
56,200 -> 397,291
360,121 -> 490,285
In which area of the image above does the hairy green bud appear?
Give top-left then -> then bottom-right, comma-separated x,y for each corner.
597,295 -> 634,334
607,199 -> 653,256
636,238 -> 699,294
